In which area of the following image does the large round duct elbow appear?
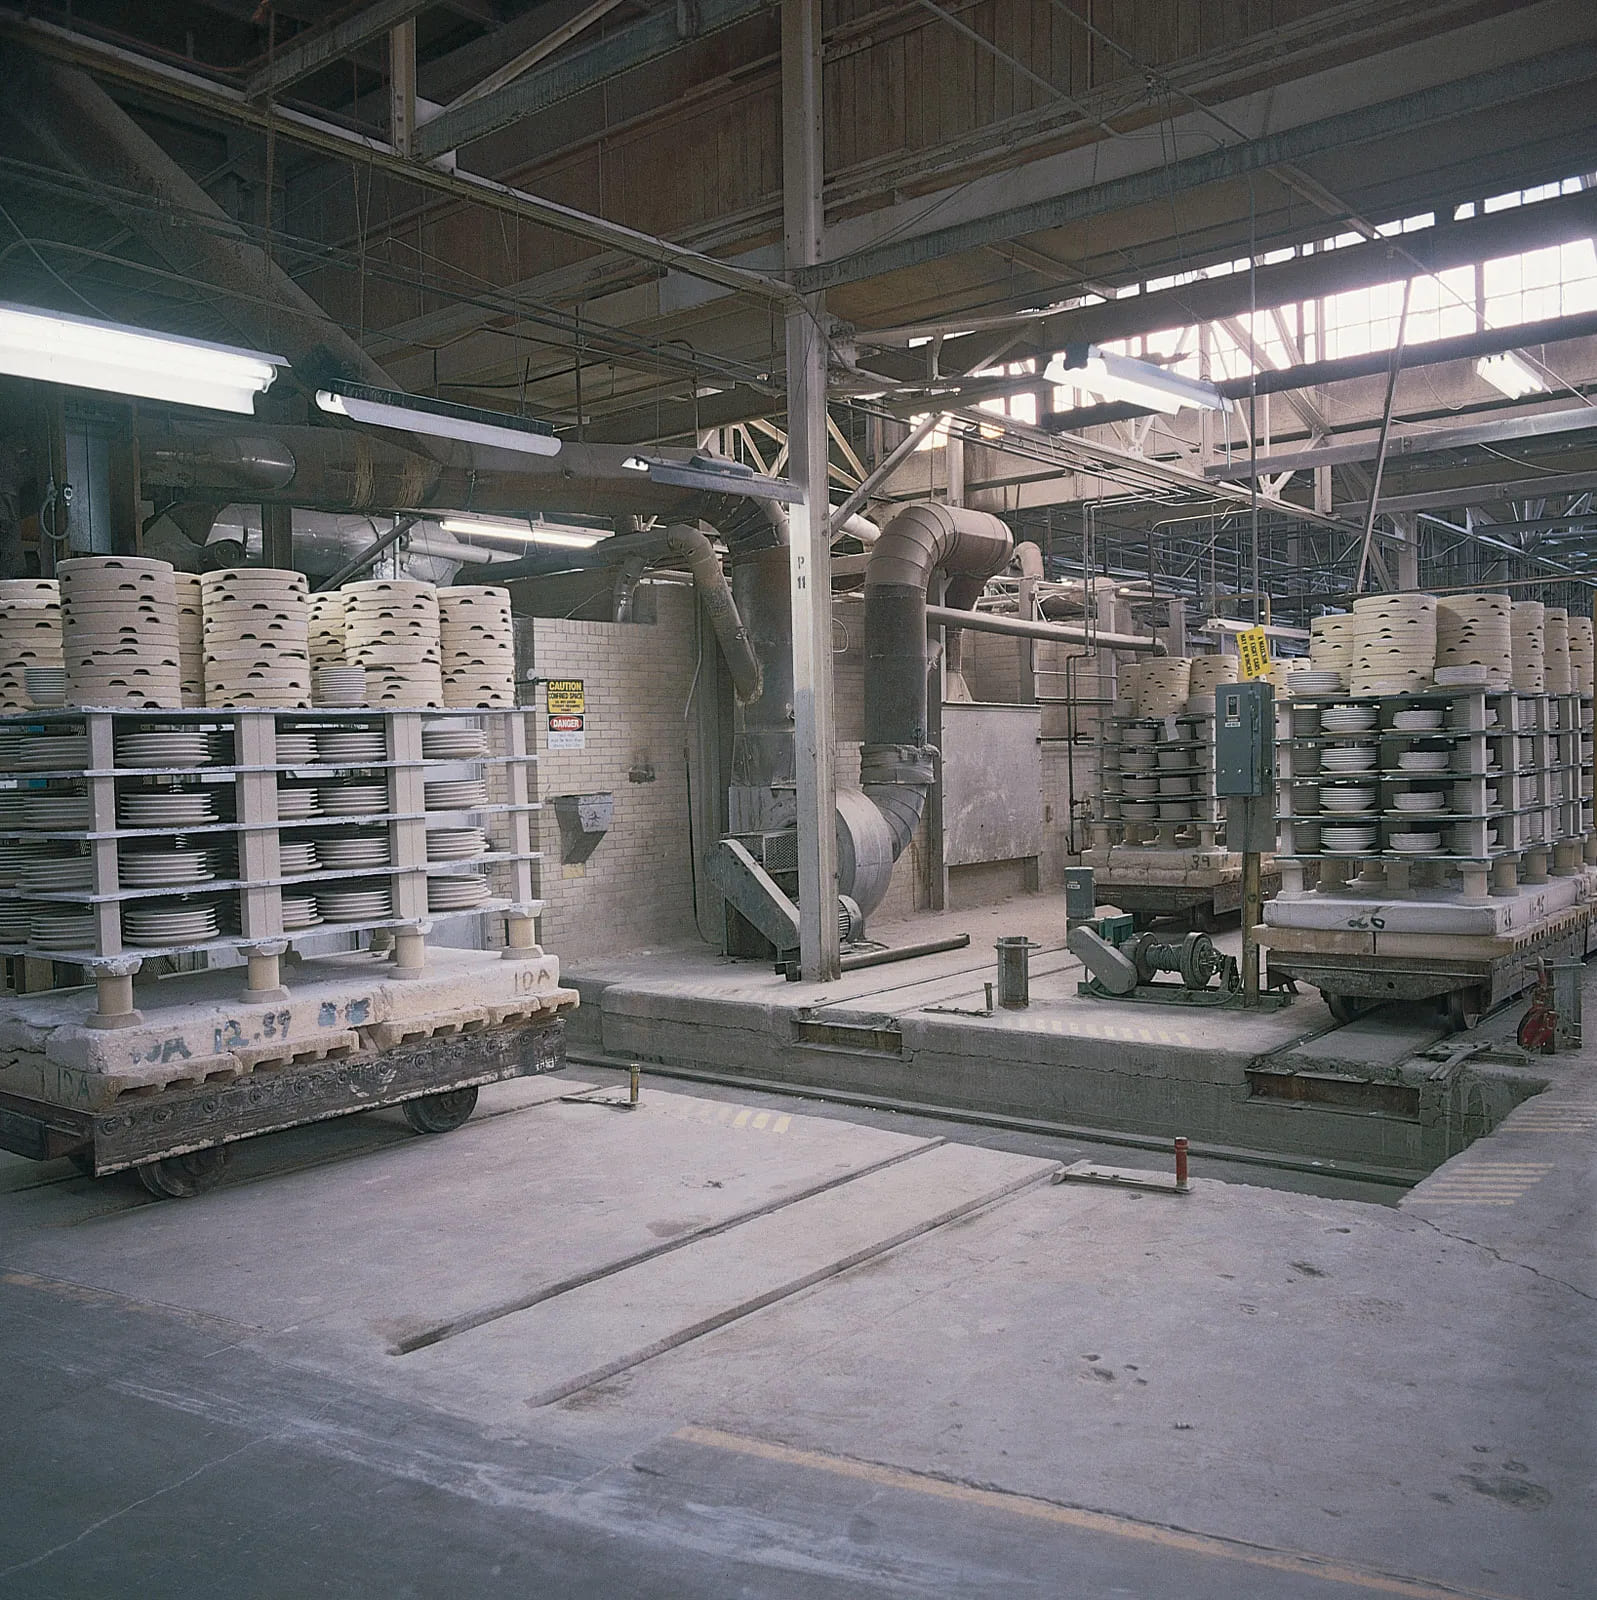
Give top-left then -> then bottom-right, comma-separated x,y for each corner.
836,787 -> 896,915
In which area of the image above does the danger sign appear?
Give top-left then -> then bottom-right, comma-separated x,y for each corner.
547,712 -> 584,750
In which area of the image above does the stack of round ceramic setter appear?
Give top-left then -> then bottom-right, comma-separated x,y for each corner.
1510,600 -> 1547,692
59,556 -> 183,709
173,572 -> 205,706
1568,615 -> 1596,695
1135,656 -> 1191,718
201,568 -> 311,707
343,579 -> 443,707
0,579 -> 63,711
1185,655 -> 1235,714
308,590 -> 346,666
1544,607 -> 1573,693
1349,593 -> 1435,695
1434,593 -> 1512,689
438,586 -> 515,707
1308,612 -> 1355,687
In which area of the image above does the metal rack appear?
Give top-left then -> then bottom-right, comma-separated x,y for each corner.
1096,711 -> 1223,850
1274,688 -> 1593,901
0,706 -> 544,1023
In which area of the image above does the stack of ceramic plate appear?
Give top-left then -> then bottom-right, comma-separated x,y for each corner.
23,666 -> 66,707
1123,724 -> 1157,746
173,572 -> 205,706
201,567 -> 311,708
1568,615 -> 1596,695
0,841 -> 68,886
278,841 -> 319,875
1434,664 -> 1491,687
1320,703 -> 1378,734
1435,594 -> 1511,689
118,846 -> 216,888
1321,824 -> 1377,854
424,777 -> 489,810
16,732 -> 88,770
1453,826 -> 1499,854
1510,600 -> 1546,691
316,832 -> 390,869
1321,787 -> 1375,813
59,556 -> 183,709
438,586 -> 516,708
1544,607 -> 1573,693
1389,831 -> 1442,855
1156,748 -> 1192,771
317,781 -> 388,816
1157,774 -> 1192,795
1320,744 -> 1377,774
118,789 -> 217,827
1350,593 -> 1436,696
1121,802 -> 1158,822
123,900 -> 221,946
426,826 -> 488,862
1394,791 -> 1447,814
422,722 -> 489,761
1292,669 -> 1345,695
343,580 -> 443,708
1135,657 -> 1191,718
427,872 -> 491,912
24,792 -> 90,830
1121,749 -> 1156,773
316,727 -> 386,764
314,666 -> 367,708
282,892 -> 323,930
0,900 -> 38,941
317,883 -> 392,922
1156,799 -> 1192,821
308,590 -> 347,668
1123,776 -> 1160,799
275,730 -> 320,766
1392,708 -> 1443,732
0,578 -> 63,712
115,728 -> 213,768
1398,750 -> 1450,773
1308,613 -> 1355,683
15,855 -> 94,894
29,909 -> 97,950
276,784 -> 320,819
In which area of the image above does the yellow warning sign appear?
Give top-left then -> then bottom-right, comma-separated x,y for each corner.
1235,627 -> 1272,681
546,679 -> 585,715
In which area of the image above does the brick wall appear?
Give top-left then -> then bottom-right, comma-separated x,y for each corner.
525,585 -> 702,961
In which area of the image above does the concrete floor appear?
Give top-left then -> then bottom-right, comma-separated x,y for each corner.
1,978 -> 1592,1596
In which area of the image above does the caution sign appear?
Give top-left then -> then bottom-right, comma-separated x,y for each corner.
547,713 -> 585,750
1235,627 -> 1272,681
547,678 -> 585,715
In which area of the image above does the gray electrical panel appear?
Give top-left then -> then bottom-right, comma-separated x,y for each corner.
1215,681 -> 1275,797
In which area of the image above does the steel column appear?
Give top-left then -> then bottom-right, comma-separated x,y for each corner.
783,0 -> 839,982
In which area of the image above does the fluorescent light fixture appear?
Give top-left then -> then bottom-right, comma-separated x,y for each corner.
1476,351 -> 1546,400
316,382 -> 561,457
439,515 -> 601,549
620,450 -> 801,502
1043,344 -> 1230,415
0,301 -> 282,414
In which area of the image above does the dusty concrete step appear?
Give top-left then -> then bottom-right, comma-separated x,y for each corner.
402,1141 -> 1058,1410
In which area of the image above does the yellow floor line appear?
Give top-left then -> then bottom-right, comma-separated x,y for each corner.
673,1425 -> 1521,1600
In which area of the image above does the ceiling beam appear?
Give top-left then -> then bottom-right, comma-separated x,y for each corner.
441,0 -> 631,112
796,37 -> 1597,293
414,0 -> 769,158
1345,471 -> 1597,517
2,13 -> 799,306
246,0 -> 429,99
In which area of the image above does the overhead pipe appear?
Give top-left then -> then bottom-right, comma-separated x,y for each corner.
926,605 -> 1163,652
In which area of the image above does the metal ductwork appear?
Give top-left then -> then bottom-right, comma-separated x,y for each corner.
843,503 -> 1015,914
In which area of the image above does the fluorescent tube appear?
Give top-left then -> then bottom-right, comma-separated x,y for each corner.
1044,345 -> 1230,414
440,516 -> 601,549
1476,352 -> 1546,400
0,302 -> 282,414
317,383 -> 561,456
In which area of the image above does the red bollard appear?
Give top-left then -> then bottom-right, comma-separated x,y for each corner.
1174,1136 -> 1190,1192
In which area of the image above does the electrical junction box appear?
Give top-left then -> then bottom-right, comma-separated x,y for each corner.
1215,681 -> 1275,797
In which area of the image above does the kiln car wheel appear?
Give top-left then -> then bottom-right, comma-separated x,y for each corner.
136,1145 -> 232,1198
1324,991 -> 1369,1025
402,1085 -> 479,1134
